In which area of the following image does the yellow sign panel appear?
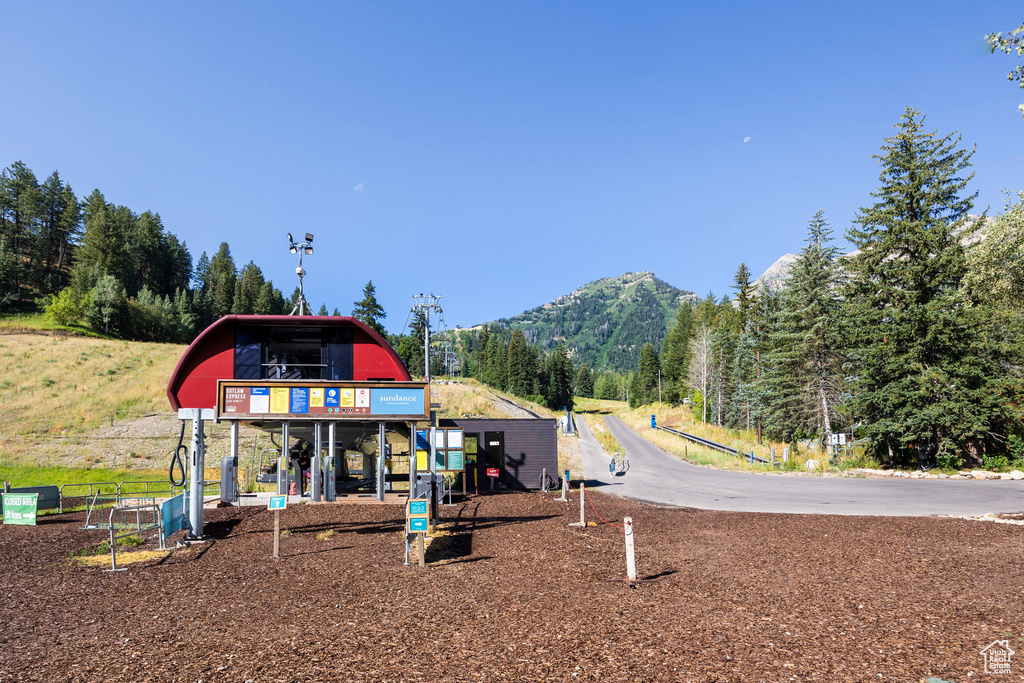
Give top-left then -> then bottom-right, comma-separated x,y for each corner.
416,450 -> 428,471
341,388 -> 355,408
269,387 -> 290,413
310,388 -> 325,408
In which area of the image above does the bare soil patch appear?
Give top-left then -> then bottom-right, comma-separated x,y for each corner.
1,491 -> 1021,681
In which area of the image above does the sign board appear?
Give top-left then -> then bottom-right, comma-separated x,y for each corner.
446,450 -> 464,471
161,493 -> 186,538
217,381 -> 430,421
407,498 -> 429,534
2,493 -> 38,525
268,495 -> 287,510
486,468 -> 500,478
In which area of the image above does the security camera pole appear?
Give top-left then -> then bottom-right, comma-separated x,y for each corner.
287,232 -> 315,316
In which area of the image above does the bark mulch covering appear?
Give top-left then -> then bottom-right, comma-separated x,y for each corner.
1,490 -> 1022,682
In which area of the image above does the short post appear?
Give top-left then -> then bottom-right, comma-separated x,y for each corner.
750,449 -> 754,465
770,446 -> 776,465
542,467 -> 547,492
569,483 -> 586,527
557,472 -> 568,502
273,509 -> 281,558
623,516 -> 637,582
783,447 -> 789,464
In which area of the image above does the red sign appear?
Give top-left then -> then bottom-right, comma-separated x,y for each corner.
486,468 -> 499,478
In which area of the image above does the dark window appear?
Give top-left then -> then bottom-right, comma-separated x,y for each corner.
325,328 -> 353,380
234,327 -> 261,380
264,327 -> 325,380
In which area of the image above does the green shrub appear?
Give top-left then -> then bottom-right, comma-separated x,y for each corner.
46,288 -> 87,326
983,454 -> 1010,471
936,453 -> 963,470
1009,435 -> 1024,469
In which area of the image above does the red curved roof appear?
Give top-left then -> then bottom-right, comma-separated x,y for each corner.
167,315 -> 411,410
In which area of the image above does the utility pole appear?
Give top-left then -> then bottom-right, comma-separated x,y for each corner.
410,294 -> 443,383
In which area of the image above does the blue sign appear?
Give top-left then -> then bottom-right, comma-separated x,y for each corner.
408,517 -> 428,532
290,387 -> 309,414
371,388 -> 425,416
268,495 -> 287,510
251,387 -> 269,397
409,499 -> 428,515
161,493 -> 185,538
416,430 -> 429,451
325,388 -> 340,408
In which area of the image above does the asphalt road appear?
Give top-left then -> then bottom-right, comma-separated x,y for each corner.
576,414 -> 1024,516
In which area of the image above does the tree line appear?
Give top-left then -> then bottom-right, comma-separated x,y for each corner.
628,108 -> 1024,469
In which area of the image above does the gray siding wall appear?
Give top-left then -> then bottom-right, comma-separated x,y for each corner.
441,418 -> 558,490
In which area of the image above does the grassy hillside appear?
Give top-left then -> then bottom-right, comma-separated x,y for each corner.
489,271 -> 696,371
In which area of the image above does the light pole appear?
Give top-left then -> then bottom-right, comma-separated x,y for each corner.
287,232 -> 314,315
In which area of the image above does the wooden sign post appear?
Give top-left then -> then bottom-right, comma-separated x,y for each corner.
268,495 -> 287,558
406,498 -> 430,567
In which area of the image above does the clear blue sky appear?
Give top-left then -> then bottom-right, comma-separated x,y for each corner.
2,2 -> 1022,333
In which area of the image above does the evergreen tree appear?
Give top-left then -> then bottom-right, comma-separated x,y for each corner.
844,107 -> 994,465
574,363 -> 594,399
660,302 -> 693,402
483,335 -> 507,390
351,280 -> 387,335
546,343 -> 574,411
207,242 -> 237,319
732,263 -> 753,332
637,342 -> 660,404
505,328 -> 532,396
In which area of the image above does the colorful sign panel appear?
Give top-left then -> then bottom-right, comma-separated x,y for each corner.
268,495 -> 287,510
2,493 -> 38,525
407,498 -> 429,534
486,468 -> 500,478
217,382 -> 429,420
447,450 -> 464,471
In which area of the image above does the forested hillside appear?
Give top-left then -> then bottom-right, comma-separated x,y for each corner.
489,271 -> 696,371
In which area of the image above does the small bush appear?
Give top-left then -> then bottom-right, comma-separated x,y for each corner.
936,453 -> 963,470
984,454 -> 1010,471
46,288 -> 87,326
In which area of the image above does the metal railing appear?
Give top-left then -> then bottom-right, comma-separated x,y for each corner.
83,495 -> 159,530
58,482 -> 117,514
656,425 -> 774,465
117,480 -> 186,497
105,503 -> 163,572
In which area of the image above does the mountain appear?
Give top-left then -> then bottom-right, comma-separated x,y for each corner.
486,272 -> 696,372
751,253 -> 798,293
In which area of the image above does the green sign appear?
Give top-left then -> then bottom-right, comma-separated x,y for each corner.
2,493 -> 38,525
447,450 -> 464,471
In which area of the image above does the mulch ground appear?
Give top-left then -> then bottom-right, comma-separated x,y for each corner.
1,490 -> 1022,682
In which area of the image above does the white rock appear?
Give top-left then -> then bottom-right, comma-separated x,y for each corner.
805,459 -> 819,472
939,473 -> 948,479
1011,470 -> 1024,480
1000,473 -> 1012,480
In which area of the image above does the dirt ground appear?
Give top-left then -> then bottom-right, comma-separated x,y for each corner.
2,490 -> 1022,682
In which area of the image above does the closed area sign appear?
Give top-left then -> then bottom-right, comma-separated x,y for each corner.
2,493 -> 38,525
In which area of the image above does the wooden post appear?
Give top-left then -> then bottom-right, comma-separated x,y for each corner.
557,473 -> 568,502
623,516 -> 636,581
570,483 -> 586,526
273,509 -> 281,558
417,534 -> 425,567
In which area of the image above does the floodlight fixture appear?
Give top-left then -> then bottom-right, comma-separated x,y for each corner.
290,245 -> 297,254
305,233 -> 314,243
287,232 -> 293,242
304,246 -> 313,255
286,231 -> 315,316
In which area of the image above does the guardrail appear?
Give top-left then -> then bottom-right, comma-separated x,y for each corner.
106,502 -> 162,572
655,425 -> 773,465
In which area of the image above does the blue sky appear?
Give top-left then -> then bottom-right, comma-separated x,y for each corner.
2,2 -> 1022,333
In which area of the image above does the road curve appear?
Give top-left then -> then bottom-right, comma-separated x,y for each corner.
576,414 -> 1024,517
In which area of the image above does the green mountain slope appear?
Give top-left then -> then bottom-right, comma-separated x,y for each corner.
488,272 -> 696,372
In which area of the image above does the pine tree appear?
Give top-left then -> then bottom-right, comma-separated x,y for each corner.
574,363 -> 594,399
637,342 -> 660,404
732,263 -> 753,332
546,344 -> 574,412
207,243 -> 237,319
506,328 -> 532,396
351,280 -> 387,335
845,107 -> 993,465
